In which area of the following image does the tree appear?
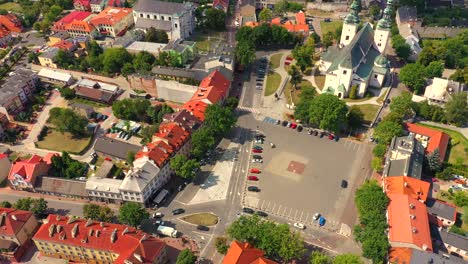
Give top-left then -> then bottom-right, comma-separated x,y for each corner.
369,4 -> 380,18
333,24 -> 343,41
31,198 -> 48,217
292,45 -> 313,72
118,202 -> 149,227
271,25 -> 291,45
121,62 -> 135,77
436,167 -> 453,180
55,49 -> 73,68
14,197 -> 33,211
170,154 -> 200,179
205,8 -> 226,30
371,157 -> 383,171
83,204 -> 101,220
452,191 -> 468,207
133,51 -> 155,73
50,152 -> 87,179
289,65 -> 303,89
59,87 -> 76,99
191,128 -> 215,159
235,41 -> 256,66
176,249 -> 197,264
145,27 -> 169,43
112,98 -> 151,121
215,237 -> 229,254
274,0 -> 288,14
449,67 -> 467,84
236,26 -> 254,43
252,24 -> 272,46
204,104 -> 236,136
48,108 -> 88,136
226,97 -> 239,110
140,124 -> 159,144
348,85 -> 358,99
127,151 -> 136,166
310,32 -> 321,44
425,61 -> 444,78
399,63 -> 427,94
389,92 -> 414,118
426,148 -> 442,172
309,251 -> 332,264
227,215 -> 305,262
333,254 -> 362,264
259,8 -> 272,22
373,120 -> 403,144
391,34 -> 411,60
347,106 -> 364,129
306,94 -> 348,133
373,144 -> 387,158
445,92 -> 468,127
322,32 -> 334,48
102,47 -> 133,74
0,201 -> 12,208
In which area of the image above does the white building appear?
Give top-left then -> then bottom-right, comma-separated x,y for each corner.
132,0 -> 195,40
423,77 -> 467,106
319,0 -> 391,98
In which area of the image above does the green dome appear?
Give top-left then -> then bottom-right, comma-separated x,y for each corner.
374,55 -> 389,68
377,17 -> 391,29
345,13 -> 360,24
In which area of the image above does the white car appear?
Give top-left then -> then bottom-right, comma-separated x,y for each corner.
153,212 -> 164,218
254,139 -> 264,144
293,223 -> 305,229
252,159 -> 263,163
449,185 -> 462,191
313,213 -> 320,221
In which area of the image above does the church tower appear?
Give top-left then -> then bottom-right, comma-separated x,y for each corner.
374,0 -> 393,53
340,0 -> 361,47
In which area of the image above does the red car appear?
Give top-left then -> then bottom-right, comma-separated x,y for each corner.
250,168 -> 261,174
284,61 -> 291,65
328,134 -> 335,140
432,178 -> 439,183
252,149 -> 263,153
248,176 -> 259,181
290,123 -> 297,129
286,56 -> 293,61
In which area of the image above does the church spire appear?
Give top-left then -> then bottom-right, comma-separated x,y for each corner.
377,0 -> 394,30
344,0 -> 361,25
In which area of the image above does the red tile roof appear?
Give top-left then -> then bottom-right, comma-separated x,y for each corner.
8,155 -> 50,184
136,140 -> 173,168
190,69 -> 230,104
0,14 -> 23,33
89,7 -> 132,26
162,109 -> 202,132
0,153 -> 8,160
387,194 -> 433,252
404,123 -> 450,162
0,25 -> 10,39
222,241 -> 278,264
0,208 -> 34,237
213,0 -> 229,12
244,12 -> 308,33
53,11 -> 93,31
182,100 -> 208,121
73,0 -> 91,9
388,247 -> 413,264
153,122 -> 190,150
51,40 -> 75,51
384,176 -> 431,202
33,214 -> 167,264
107,0 -> 122,7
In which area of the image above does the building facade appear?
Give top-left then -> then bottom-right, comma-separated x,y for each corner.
8,155 -> 51,191
0,68 -> 38,115
89,7 -> 134,38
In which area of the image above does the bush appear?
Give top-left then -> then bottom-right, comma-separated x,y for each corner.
349,85 -> 358,99
215,237 -> 229,255
373,144 -> 387,158
371,157 -> 383,171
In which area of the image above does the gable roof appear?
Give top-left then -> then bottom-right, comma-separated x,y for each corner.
136,140 -> 173,168
133,0 -> 193,14
182,100 -> 208,121
54,11 -> 92,28
33,214 -> 166,264
153,122 -> 190,150
74,85 -> 115,104
389,247 -> 466,264
387,194 -> 432,251
8,155 -> 49,183
396,6 -> 418,24
426,198 -> 457,224
119,157 -> 161,193
222,241 -> 278,264
213,0 -> 229,11
384,176 -> 430,202
35,176 -> 87,197
438,229 -> 468,251
191,69 -> 230,104
89,7 -> 132,26
404,123 -> 450,162
162,109 -> 201,132
0,208 -> 34,236
94,137 -> 141,160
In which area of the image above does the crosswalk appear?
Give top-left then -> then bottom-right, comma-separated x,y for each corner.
236,106 -> 260,114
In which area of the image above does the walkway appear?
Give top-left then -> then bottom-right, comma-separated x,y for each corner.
419,121 -> 468,139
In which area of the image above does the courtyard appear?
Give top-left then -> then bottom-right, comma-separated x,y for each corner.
242,117 -> 373,232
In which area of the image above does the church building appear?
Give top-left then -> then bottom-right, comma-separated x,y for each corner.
319,0 -> 392,98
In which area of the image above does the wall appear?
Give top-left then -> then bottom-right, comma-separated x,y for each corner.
155,79 -> 198,103
306,2 -> 348,12
128,75 -> 157,97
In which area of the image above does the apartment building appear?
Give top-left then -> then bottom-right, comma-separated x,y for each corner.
33,214 -> 168,264
0,14 -> 23,33
0,68 -> 38,115
8,155 -> 52,191
52,11 -> 98,39
89,7 -> 134,37
133,0 -> 195,40
382,135 -> 424,179
0,208 -> 39,262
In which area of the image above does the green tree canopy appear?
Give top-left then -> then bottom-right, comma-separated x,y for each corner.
288,65 -> 303,88
333,254 -> 363,264
373,143 -> 387,158
235,41 -> 256,66
118,202 -> 149,227
14,198 -> 48,217
347,106 -> 365,129
205,8 -> 226,30
445,92 -> 468,127
176,249 -> 197,264
204,104 -> 236,136
48,107 -> 88,136
306,94 -> 348,132
133,51 -> 156,73
0,201 -> 12,208
145,27 -> 169,43
259,8 -> 273,22
389,92 -> 414,118
102,47 -> 133,74
50,152 -> 87,179
322,32 -> 334,48
424,61 -> 444,78
112,98 -> 151,122
373,120 -> 403,144
399,63 -> 427,94
391,34 -> 411,60
309,251 -> 332,264
191,128 -> 215,159
426,148 -> 442,172
170,154 -> 200,179
292,45 -> 313,72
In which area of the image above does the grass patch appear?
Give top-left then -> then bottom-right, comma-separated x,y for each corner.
313,71 -> 325,90
8,152 -> 32,162
181,213 -> 219,226
377,89 -> 389,104
270,53 -> 283,69
0,2 -> 23,13
353,104 -> 380,123
193,32 -> 225,53
285,80 -> 314,105
344,95 -> 375,103
307,9 -> 332,17
264,72 -> 282,96
71,98 -> 107,108
36,129 -> 92,154
418,123 -> 468,166
320,20 -> 343,35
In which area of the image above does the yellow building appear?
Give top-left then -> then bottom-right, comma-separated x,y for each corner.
38,48 -> 59,68
33,214 -> 168,264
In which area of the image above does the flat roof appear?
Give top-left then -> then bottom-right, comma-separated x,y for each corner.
126,41 -> 167,53
38,68 -> 73,82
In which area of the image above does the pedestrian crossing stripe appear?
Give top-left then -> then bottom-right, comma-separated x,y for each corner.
236,106 -> 259,114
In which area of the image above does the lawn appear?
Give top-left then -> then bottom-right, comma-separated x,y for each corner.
270,53 -> 283,69
8,152 -> 32,162
36,129 -> 92,154
193,32 -> 225,53
285,80 -> 314,105
353,104 -> 380,124
418,123 -> 468,166
264,72 -> 282,96
313,71 -> 325,90
376,89 -> 390,104
0,2 -> 23,13
181,213 -> 218,226
320,20 -> 343,35
71,98 -> 107,108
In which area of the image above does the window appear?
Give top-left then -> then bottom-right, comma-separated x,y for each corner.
140,14 -> 143,18
345,36 -> 349,40
161,16 -> 165,20
378,43 -> 381,46
175,23 -> 178,28
168,17 -> 171,21
147,14 -> 150,19
374,74 -> 378,79
343,70 -> 347,74
154,15 -> 157,19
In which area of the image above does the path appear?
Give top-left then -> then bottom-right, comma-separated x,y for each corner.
419,121 -> 468,139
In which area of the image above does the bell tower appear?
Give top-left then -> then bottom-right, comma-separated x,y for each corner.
374,0 -> 393,54
340,0 -> 361,47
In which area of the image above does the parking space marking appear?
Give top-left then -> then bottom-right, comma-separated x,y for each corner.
277,205 -> 282,215
271,203 -> 276,212
266,201 -> 271,209
260,200 -> 266,209
294,209 -> 299,219
288,208 -> 293,217
299,211 -> 304,221
304,213 -> 310,223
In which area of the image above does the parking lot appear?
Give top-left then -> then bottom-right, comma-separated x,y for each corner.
242,116 -> 373,232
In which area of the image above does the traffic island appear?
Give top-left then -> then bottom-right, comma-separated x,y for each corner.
181,213 -> 219,226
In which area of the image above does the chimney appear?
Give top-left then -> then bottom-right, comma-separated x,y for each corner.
71,224 -> 78,238
133,254 -> 143,262
11,215 -> 17,221
409,203 -> 415,209
140,234 -> 147,242
67,216 -> 77,225
95,230 -> 100,237
122,227 -> 129,235
404,181 -> 408,187
56,215 -> 61,221
48,224 -> 56,237
410,215 -> 416,219
81,237 -> 88,243
88,229 -> 94,236
56,225 -> 62,233
85,218 -> 93,227
100,222 -> 104,227
111,228 -> 117,243
412,227 -> 417,233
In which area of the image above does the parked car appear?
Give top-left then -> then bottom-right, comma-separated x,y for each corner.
308,129 -> 313,135
328,134 -> 335,140
341,180 -> 348,188
243,207 -> 254,214
324,18 -> 331,22
319,216 -> 326,226
252,155 -> 262,159
291,123 -> 297,129
313,213 -> 320,221
313,130 -> 318,136
248,186 -> 260,192
297,126 -> 303,132
250,168 -> 261,173
255,139 -> 264,144
153,212 -> 164,218
293,223 -> 305,229
248,176 -> 259,181
197,225 -> 210,231
276,120 -> 281,125
252,159 -> 263,163
253,145 -> 263,150
255,211 -> 268,217
282,121 -> 288,126
252,149 -> 263,153
286,56 -> 293,61
172,208 -> 185,215
155,220 -> 164,225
